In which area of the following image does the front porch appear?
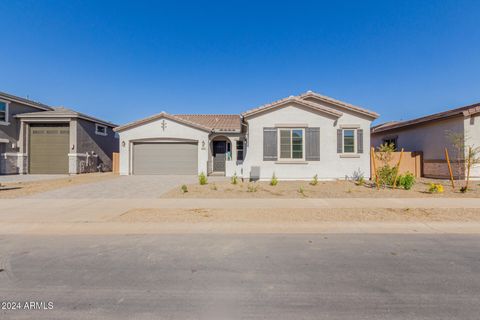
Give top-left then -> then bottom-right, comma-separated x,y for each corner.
207,133 -> 244,177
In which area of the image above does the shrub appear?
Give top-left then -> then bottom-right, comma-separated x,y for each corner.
198,172 -> 208,185
270,173 -> 278,186
247,184 -> 258,192
397,172 -> 415,190
310,174 -> 318,186
231,173 -> 238,185
210,183 -> 217,191
298,186 -> 306,196
355,176 -> 365,186
377,165 -> 398,188
428,183 -> 444,193
181,184 -> 188,193
460,186 -> 468,193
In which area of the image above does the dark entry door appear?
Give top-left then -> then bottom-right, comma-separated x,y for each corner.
213,141 -> 226,172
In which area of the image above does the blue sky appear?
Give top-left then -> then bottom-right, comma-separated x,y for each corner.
1,0 -> 479,125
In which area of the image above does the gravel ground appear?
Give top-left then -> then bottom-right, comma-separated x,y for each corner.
162,178 -> 479,198
114,207 -> 480,223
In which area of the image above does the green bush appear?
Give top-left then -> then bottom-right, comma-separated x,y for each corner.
310,174 -> 318,186
298,186 -> 306,196
198,172 -> 208,185
247,184 -> 258,192
181,184 -> 188,193
231,173 -> 238,185
397,172 -> 415,190
377,165 -> 398,188
270,173 -> 278,186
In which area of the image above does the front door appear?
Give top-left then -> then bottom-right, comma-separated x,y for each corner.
213,141 -> 226,172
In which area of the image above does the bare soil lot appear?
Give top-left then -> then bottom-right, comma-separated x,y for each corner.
0,173 -> 118,198
115,207 -> 480,223
162,179 -> 479,198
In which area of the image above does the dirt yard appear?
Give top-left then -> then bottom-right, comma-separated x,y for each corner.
162,178 -> 480,198
0,173 -> 118,198
114,207 -> 480,223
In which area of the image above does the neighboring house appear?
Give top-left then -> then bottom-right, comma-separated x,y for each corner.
115,91 -> 379,180
0,91 -> 118,174
371,102 -> 480,179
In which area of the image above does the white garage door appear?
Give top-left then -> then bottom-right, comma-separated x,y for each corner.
133,142 -> 198,175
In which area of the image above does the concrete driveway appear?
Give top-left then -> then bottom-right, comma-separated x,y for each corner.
28,175 -> 227,199
0,174 -> 69,183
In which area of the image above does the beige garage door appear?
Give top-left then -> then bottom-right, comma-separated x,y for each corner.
29,125 -> 70,174
133,142 -> 198,175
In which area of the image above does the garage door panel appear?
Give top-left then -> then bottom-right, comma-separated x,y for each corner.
29,126 -> 69,174
133,142 -> 198,175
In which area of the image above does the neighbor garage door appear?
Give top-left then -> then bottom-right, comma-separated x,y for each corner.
133,142 -> 198,175
29,125 -> 70,174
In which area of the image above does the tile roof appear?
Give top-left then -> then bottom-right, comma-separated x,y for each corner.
15,107 -> 118,127
242,91 -> 378,119
371,102 -> 480,134
298,91 -> 379,118
174,114 -> 241,132
242,96 -> 343,118
114,112 -> 212,132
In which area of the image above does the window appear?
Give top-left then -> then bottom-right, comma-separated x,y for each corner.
382,138 -> 397,150
279,128 -> 304,160
0,100 -> 9,124
343,129 -> 356,153
237,140 -> 244,161
95,124 -> 107,136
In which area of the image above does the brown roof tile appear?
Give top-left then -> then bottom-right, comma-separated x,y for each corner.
175,114 -> 241,132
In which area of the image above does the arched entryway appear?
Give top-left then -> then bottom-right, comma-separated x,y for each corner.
210,135 -> 233,174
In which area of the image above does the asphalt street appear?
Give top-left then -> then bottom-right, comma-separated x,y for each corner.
0,234 -> 479,319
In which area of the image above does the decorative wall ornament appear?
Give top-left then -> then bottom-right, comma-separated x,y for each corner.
161,119 -> 167,131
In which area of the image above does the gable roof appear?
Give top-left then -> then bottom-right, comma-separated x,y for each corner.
371,102 -> 480,134
174,114 -> 241,132
0,91 -> 53,111
15,107 -> 118,127
298,91 -> 379,119
242,96 -> 343,118
113,112 -> 212,133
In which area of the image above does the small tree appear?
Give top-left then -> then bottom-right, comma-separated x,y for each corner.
374,143 -> 397,188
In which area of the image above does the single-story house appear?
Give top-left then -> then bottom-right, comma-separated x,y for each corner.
0,91 -> 119,174
114,91 -> 379,180
371,102 -> 480,179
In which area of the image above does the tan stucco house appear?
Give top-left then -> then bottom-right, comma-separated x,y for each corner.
371,102 -> 480,179
0,91 -> 118,174
115,91 -> 379,180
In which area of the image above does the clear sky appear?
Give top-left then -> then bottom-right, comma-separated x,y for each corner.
1,0 -> 479,125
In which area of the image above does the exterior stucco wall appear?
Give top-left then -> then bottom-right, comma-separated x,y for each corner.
243,103 -> 373,180
371,117 -> 465,160
371,116 -> 466,179
76,119 -> 118,171
464,115 -> 480,178
0,101 -> 41,153
117,117 -> 209,175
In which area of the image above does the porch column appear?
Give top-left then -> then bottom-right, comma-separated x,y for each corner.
230,137 -> 238,162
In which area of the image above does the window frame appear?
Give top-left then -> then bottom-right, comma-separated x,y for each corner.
236,140 -> 244,161
382,137 -> 397,150
0,99 -> 10,125
277,128 -> 305,161
95,124 -> 108,136
342,128 -> 357,154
